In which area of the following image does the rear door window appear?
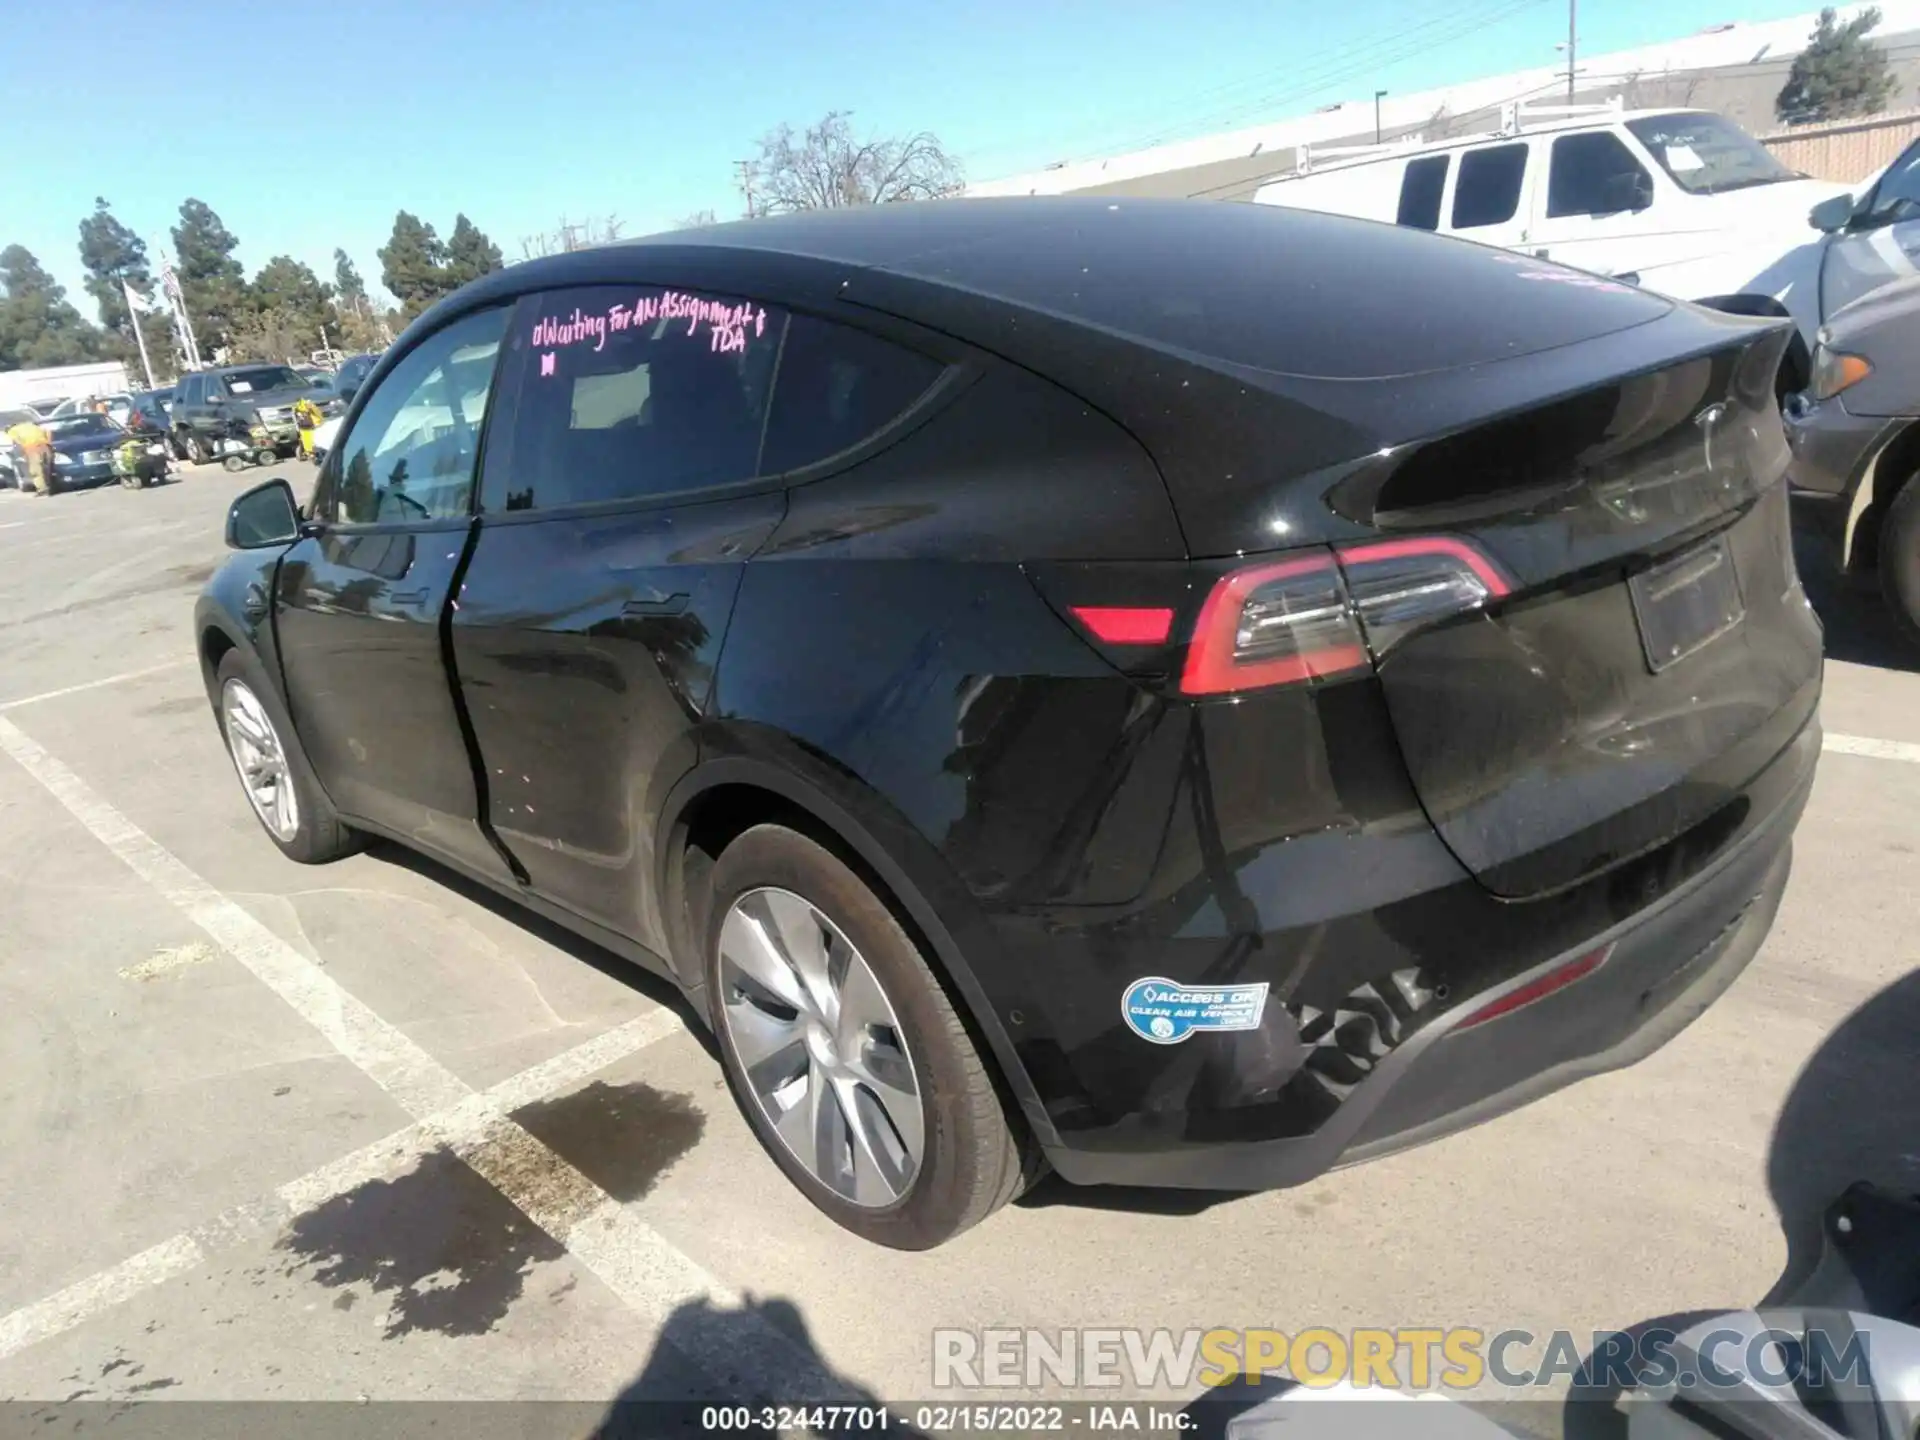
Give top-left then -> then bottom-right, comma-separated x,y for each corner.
760,315 -> 943,474
1451,144 -> 1528,229
486,284 -> 784,511
1547,131 -> 1653,217
1396,155 -> 1449,231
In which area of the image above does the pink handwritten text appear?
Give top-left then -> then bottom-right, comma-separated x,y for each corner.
530,289 -> 770,370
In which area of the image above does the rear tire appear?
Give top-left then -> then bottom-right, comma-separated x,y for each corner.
1879,473 -> 1920,650
214,650 -> 360,864
703,824 -> 1029,1249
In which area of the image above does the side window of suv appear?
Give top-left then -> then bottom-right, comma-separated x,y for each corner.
178,375 -> 202,406
323,306 -> 509,525
1547,131 -> 1653,218
1396,155 -> 1450,231
760,315 -> 944,474
485,284 -> 785,511
1451,143 -> 1528,229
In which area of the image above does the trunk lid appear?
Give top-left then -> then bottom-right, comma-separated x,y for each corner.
1332,322 -> 1821,898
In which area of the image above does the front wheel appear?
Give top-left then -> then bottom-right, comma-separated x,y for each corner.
704,824 -> 1031,1250
215,651 -> 360,864
1879,472 -> 1920,650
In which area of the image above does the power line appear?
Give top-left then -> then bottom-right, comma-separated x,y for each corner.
1096,0 -> 1552,157
962,0 -> 1548,172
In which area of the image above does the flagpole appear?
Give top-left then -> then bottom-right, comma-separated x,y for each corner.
123,282 -> 157,390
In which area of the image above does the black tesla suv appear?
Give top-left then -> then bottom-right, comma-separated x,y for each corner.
197,198 -> 1821,1249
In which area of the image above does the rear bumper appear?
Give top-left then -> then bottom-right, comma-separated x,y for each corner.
1043,714 -> 1814,1191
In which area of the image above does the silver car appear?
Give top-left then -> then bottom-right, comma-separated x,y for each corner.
1784,272 -> 1920,645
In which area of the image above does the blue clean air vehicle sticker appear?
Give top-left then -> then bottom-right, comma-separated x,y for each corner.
1121,977 -> 1270,1045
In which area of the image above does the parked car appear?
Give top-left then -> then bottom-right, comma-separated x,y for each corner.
1807,131 -> 1920,322
318,351 -> 380,406
0,405 -> 37,487
39,413 -> 161,490
198,199 -> 1820,1249
1785,272 -> 1920,645
1254,101 -> 1848,392
23,398 -> 69,420
170,364 -> 313,463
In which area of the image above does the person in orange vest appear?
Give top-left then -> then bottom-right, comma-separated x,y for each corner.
5,416 -> 53,496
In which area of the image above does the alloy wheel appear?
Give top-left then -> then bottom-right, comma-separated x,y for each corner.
718,887 -> 926,1208
221,678 -> 300,841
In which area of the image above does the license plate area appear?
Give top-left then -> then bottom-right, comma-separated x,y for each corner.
1629,536 -> 1744,673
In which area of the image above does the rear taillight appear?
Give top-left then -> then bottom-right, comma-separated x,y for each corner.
1337,537 -> 1511,657
1177,537 -> 1509,697
1181,555 -> 1368,695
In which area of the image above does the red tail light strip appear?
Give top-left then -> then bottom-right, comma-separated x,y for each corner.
1069,605 -> 1176,645
1454,944 -> 1613,1030
1336,536 -> 1513,597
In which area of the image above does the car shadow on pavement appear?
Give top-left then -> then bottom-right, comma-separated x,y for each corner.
1560,968 -> 1920,1440
1014,1172 -> 1242,1219
1794,526 -> 1919,672
357,836 -> 716,1060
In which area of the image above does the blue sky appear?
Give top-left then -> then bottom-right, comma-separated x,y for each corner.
2,0 -> 1820,316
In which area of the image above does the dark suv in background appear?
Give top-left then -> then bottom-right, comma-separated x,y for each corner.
171,364 -> 316,463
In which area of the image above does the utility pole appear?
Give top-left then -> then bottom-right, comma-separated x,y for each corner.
1375,89 -> 1388,143
735,160 -> 757,219
1567,0 -> 1577,98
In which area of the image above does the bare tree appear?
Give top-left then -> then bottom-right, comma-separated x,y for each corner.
519,214 -> 627,260
673,209 -> 720,229
746,111 -> 964,212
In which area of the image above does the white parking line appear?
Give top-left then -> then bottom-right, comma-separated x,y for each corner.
1824,732 -> 1920,764
0,714 -> 845,1400
0,1010 -> 682,1364
0,659 -> 195,711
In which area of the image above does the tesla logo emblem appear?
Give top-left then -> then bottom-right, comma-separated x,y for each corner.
539,352 -> 556,377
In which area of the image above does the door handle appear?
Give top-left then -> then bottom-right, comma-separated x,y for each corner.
1532,248 -> 1550,258
621,593 -> 688,617
389,588 -> 429,606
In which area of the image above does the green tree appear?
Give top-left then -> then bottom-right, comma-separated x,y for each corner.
1777,7 -> 1898,124
333,248 -> 367,308
378,211 -> 451,318
0,245 -> 104,369
171,198 -> 253,355
77,197 -> 175,378
252,257 -> 333,339
443,214 -> 504,289
329,249 -> 385,351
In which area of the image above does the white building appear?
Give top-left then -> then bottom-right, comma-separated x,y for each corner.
970,2 -> 1920,202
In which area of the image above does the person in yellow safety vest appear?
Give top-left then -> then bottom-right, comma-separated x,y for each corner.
293,396 -> 325,460
5,417 -> 53,496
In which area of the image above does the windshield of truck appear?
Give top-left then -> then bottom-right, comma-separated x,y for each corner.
1626,113 -> 1800,194
222,366 -> 305,394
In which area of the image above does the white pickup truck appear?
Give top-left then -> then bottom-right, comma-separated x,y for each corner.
1254,100 -> 1852,392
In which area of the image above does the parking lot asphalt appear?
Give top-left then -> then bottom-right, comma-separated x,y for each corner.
0,466 -> 1916,1432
